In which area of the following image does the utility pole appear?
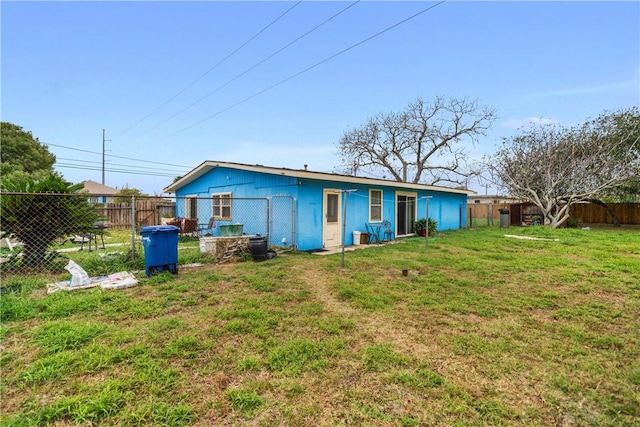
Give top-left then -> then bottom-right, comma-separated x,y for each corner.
102,129 -> 111,185
102,129 -> 106,185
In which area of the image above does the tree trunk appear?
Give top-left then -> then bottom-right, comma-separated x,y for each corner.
587,199 -> 621,227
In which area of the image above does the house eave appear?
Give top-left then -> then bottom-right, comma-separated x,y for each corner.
163,160 -> 474,195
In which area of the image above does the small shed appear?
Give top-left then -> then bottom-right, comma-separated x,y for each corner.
509,202 -> 544,226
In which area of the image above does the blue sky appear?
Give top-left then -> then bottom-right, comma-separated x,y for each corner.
2,1 -> 638,195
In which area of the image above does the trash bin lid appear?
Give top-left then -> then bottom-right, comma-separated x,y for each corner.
140,225 -> 180,234
499,208 -> 509,214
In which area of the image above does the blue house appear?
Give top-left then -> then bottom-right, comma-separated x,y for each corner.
163,161 -> 470,251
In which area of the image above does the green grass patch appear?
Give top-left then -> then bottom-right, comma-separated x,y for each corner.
225,388 -> 265,412
33,320 -> 108,353
393,368 -> 444,389
2,226 -> 638,426
361,343 -> 407,372
266,338 -> 343,376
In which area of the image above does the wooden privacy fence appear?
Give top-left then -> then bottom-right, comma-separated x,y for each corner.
97,200 -> 175,230
569,203 -> 640,225
467,204 -> 510,226
468,202 -> 640,226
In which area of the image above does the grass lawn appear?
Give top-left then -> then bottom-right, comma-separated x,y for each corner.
1,230 -> 208,278
1,226 -> 639,426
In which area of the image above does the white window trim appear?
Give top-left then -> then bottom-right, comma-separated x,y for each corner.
212,192 -> 232,221
369,189 -> 383,222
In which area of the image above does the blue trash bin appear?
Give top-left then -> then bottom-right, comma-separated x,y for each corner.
140,225 -> 180,277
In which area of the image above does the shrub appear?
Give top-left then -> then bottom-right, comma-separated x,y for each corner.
414,218 -> 437,236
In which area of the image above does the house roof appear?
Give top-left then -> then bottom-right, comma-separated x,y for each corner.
163,160 -> 474,195
79,180 -> 119,195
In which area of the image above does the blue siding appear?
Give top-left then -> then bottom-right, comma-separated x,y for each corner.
417,192 -> 467,231
174,166 -> 467,251
177,168 -> 299,198
295,179 -> 324,250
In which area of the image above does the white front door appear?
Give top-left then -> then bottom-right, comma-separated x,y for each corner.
323,189 -> 341,248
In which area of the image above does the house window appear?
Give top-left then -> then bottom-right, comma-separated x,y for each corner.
326,193 -> 339,223
369,189 -> 383,222
212,193 -> 232,220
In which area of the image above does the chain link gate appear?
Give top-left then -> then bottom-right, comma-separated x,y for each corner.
269,195 -> 296,249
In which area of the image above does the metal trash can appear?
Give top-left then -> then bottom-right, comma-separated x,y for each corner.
499,208 -> 510,228
140,225 -> 180,277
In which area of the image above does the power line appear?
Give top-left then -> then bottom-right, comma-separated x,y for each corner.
131,1 -> 360,140
119,1 -> 303,137
173,0 -> 448,135
54,163 -> 182,178
45,141 -> 194,169
55,157 -> 189,175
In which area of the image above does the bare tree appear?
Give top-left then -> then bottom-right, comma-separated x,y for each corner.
490,113 -> 640,228
337,96 -> 497,186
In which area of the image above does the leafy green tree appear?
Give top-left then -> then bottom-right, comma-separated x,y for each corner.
114,187 -> 146,203
0,122 -> 56,184
1,175 -> 99,269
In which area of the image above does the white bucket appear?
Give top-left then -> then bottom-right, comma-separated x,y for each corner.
352,231 -> 361,246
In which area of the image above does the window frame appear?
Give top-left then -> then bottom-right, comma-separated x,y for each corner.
326,193 -> 339,223
369,189 -> 383,222
185,195 -> 198,219
212,192 -> 232,220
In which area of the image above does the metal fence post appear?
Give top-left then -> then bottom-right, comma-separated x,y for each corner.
266,197 -> 271,247
131,195 -> 136,259
340,190 -> 357,267
291,196 -> 297,250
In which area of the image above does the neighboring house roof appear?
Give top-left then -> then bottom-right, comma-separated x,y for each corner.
79,180 -> 119,195
163,160 -> 474,195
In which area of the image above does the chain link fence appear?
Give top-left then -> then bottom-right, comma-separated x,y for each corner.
1,193 -> 295,277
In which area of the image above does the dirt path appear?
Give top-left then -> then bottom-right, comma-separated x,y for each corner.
294,258 -> 447,357
292,257 -> 549,417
